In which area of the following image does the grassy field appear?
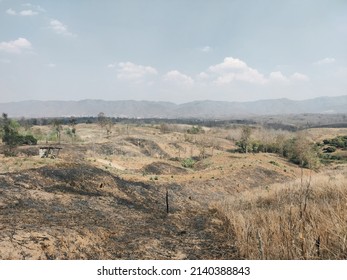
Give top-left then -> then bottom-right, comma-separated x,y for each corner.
0,122 -> 346,259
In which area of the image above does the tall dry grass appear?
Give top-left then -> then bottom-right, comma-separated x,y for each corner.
215,168 -> 347,259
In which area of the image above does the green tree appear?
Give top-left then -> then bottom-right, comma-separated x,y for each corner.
1,113 -> 20,147
238,126 -> 252,153
1,113 -> 37,155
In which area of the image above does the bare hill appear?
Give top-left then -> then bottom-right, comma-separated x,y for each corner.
1,123 -> 304,259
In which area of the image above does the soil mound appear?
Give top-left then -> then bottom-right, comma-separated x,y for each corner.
94,143 -> 140,157
125,137 -> 170,158
235,166 -> 289,188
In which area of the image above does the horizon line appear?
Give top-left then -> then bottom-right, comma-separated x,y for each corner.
1,94 -> 347,105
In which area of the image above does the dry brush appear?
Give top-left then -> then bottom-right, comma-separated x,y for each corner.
215,169 -> 347,259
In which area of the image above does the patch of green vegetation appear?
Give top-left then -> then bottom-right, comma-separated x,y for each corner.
187,125 -> 204,134
181,157 -> 196,168
233,132 -> 320,169
269,160 -> 280,166
322,136 -> 347,149
320,136 -> 347,163
323,146 -> 337,153
320,153 -> 347,163
1,113 -> 38,149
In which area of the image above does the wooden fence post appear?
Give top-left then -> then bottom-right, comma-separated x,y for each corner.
166,188 -> 169,214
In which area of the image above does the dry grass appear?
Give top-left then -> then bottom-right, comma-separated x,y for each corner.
2,123 -> 347,259
215,167 -> 347,259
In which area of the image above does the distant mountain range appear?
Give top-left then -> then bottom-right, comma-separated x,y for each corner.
1,95 -> 347,119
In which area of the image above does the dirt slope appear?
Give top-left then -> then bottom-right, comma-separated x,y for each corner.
0,163 -> 237,259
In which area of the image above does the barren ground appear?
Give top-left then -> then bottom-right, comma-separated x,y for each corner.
0,124 -> 345,259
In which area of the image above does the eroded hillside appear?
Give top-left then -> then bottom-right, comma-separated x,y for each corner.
0,124 -> 330,259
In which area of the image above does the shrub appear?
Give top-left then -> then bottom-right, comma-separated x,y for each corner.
269,160 -> 279,166
236,126 -> 252,153
323,136 -> 347,148
1,113 -> 37,147
187,125 -> 204,134
18,135 -> 37,145
281,136 -> 320,168
181,157 -> 196,168
323,146 -> 336,153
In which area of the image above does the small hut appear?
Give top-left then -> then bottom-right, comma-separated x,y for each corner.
39,146 -> 62,158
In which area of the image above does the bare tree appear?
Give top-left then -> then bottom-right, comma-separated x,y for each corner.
97,112 -> 113,137
52,119 -> 63,144
286,131 -> 320,169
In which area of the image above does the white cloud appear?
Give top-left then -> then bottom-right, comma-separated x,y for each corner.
49,19 -> 75,36
6,6 -> 40,16
117,62 -> 158,82
200,46 -> 212,53
22,3 -> 46,12
6,8 -> 17,15
0,38 -> 32,54
209,57 -> 248,72
269,71 -> 309,84
48,63 -> 56,68
163,70 -> 194,86
197,71 -> 209,80
111,56 -> 309,92
208,57 -> 266,85
19,9 -> 38,16
269,71 -> 289,83
314,57 -> 336,65
202,57 -> 308,86
291,72 -> 310,81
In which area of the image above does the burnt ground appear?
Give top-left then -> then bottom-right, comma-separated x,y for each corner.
0,163 -> 237,259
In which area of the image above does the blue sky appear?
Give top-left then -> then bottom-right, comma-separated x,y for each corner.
0,0 -> 346,103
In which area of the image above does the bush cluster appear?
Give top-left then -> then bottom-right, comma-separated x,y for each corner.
235,133 -> 320,168
187,125 -> 204,134
4,134 -> 37,146
322,136 -> 347,149
1,113 -> 37,148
